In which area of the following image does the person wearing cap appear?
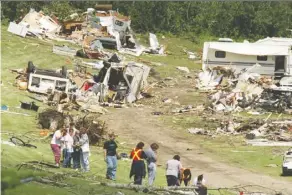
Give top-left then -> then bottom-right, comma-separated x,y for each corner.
193,174 -> 207,195
144,143 -> 159,186
129,142 -> 147,185
166,155 -> 183,186
103,133 -> 118,180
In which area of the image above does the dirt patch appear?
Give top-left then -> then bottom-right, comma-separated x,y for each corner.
100,106 -> 292,195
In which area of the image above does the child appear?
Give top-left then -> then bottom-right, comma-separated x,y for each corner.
62,128 -> 74,168
180,168 -> 192,186
79,127 -> 90,172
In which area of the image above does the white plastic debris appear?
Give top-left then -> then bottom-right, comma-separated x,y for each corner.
176,66 -> 190,73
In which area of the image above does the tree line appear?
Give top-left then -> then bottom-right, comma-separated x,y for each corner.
2,1 -> 292,40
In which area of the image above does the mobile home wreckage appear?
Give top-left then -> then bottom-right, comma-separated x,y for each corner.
13,56 -> 150,113
202,38 -> 292,79
8,7 -> 164,58
197,38 -> 292,113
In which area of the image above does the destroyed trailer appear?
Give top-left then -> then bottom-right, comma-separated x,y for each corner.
78,60 -> 150,104
282,147 -> 292,176
26,61 -> 77,94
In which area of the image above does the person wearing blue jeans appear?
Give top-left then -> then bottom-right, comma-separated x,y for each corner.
104,133 -> 118,180
79,128 -> 90,172
106,155 -> 117,180
144,143 -> 159,186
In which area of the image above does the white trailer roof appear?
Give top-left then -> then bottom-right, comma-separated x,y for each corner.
256,37 -> 292,46
208,42 -> 290,56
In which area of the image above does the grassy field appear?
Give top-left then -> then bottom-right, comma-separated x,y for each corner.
160,114 -> 292,181
0,25 -> 209,195
2,24 -> 292,195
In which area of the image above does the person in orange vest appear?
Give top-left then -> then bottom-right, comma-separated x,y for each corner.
129,142 -> 147,185
179,168 -> 192,186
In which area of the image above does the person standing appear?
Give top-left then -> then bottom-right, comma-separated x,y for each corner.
72,130 -> 81,170
79,127 -> 90,172
165,155 -> 183,186
144,143 -> 159,186
50,128 -> 66,167
130,142 -> 147,185
103,133 -> 118,180
62,128 -> 74,168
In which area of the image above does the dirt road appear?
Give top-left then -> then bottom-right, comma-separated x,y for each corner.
101,107 -> 292,195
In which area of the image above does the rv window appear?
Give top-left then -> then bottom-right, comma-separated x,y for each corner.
257,56 -> 267,61
215,51 -> 226,58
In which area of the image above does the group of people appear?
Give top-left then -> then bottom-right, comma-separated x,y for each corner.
103,134 -> 207,194
51,127 -> 207,194
50,123 -> 90,172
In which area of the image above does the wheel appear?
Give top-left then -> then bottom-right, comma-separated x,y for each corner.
10,137 -> 25,146
282,167 -> 287,176
27,61 -> 35,73
25,143 -> 37,149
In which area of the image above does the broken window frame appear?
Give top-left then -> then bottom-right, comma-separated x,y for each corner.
28,73 -> 70,94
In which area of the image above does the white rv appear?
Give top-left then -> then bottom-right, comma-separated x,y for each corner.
202,38 -> 292,78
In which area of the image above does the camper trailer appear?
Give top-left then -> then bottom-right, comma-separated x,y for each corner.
202,39 -> 292,78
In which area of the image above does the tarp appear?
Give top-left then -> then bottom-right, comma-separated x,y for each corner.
208,42 -> 290,56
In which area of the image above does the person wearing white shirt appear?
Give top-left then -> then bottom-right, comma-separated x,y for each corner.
79,127 -> 90,172
50,128 -> 66,167
193,174 -> 207,195
166,155 -> 183,186
61,128 -> 74,168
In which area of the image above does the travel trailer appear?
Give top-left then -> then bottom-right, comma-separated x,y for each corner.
202,38 -> 292,78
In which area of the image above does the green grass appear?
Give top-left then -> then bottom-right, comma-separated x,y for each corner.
1,25 -> 173,194
3,23 -> 291,195
160,114 -> 292,182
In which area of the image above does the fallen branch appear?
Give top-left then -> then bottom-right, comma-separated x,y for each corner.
99,182 -> 199,195
20,176 -> 69,187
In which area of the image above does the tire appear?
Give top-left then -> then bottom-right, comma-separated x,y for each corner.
61,66 -> 67,78
10,137 -> 25,146
282,169 -> 287,176
27,61 -> 35,73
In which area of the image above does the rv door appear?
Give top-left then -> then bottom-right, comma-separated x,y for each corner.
275,56 -> 285,72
